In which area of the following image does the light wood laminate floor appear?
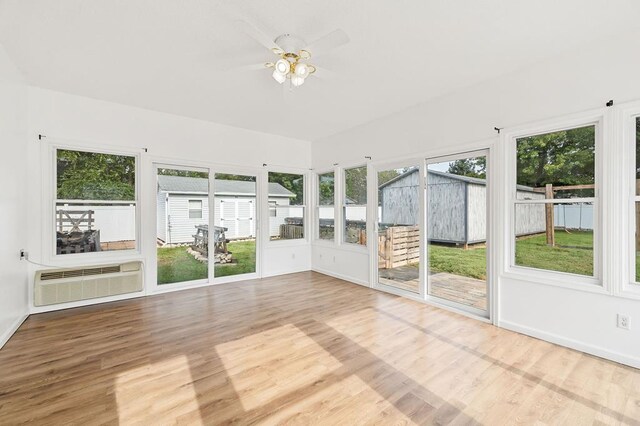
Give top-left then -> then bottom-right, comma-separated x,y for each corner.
0,271 -> 639,425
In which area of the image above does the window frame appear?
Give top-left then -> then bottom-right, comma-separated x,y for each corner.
623,103 -> 640,298
266,170 -> 308,245
50,143 -> 142,263
315,169 -> 336,243
504,113 -> 605,291
342,164 -> 369,247
188,199 -> 203,219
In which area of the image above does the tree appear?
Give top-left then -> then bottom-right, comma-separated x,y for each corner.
516,126 -> 595,198
447,157 -> 486,179
157,168 -> 208,179
268,172 -> 304,205
318,173 -> 335,205
57,150 -> 136,200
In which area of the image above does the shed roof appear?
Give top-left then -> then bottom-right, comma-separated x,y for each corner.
157,175 -> 295,197
379,168 -> 536,191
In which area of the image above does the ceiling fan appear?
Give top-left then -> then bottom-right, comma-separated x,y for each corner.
235,20 -> 349,89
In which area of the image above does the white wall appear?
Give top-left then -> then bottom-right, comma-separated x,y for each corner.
0,43 -> 28,347
26,87 -> 312,310
311,31 -> 640,368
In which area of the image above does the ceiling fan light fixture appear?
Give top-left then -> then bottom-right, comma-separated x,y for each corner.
272,69 -> 286,84
294,62 -> 309,78
291,74 -> 305,87
275,59 -> 290,75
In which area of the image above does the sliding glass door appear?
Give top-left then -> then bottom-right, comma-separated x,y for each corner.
156,165 -> 210,286
213,173 -> 258,279
426,151 -> 489,316
376,163 -> 423,295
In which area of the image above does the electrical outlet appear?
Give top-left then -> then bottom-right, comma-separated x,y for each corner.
20,249 -> 28,260
617,314 -> 630,330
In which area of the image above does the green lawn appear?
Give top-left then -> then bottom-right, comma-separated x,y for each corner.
515,230 -> 593,276
157,246 -> 208,285
157,240 -> 256,284
428,244 -> 487,280
424,230 -> 595,280
215,240 -> 256,278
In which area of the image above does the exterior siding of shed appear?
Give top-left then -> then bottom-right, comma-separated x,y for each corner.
380,170 -> 420,225
166,194 -> 209,244
427,173 -> 467,242
466,183 -> 486,242
380,170 -> 548,244
157,191 -> 167,243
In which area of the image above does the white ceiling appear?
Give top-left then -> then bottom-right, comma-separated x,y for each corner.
1,0 -> 639,141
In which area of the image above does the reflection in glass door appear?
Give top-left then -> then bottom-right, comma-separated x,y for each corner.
427,152 -> 489,315
213,173 -> 257,278
377,165 -> 422,294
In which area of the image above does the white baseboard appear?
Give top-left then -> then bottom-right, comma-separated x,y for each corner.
311,267 -> 370,287
0,313 -> 29,350
499,320 -> 640,370
262,267 -> 311,278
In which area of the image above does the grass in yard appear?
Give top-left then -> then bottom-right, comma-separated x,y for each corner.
215,240 -> 256,278
424,230 -> 594,280
515,230 -> 593,276
428,244 -> 487,280
157,246 -> 208,285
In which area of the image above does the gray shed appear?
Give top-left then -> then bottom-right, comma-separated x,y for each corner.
157,175 -> 295,243
379,169 -> 544,245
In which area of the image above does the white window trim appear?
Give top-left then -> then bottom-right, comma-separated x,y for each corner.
620,101 -> 640,298
188,199 -> 203,219
315,169 -> 336,244
265,168 -> 309,246
502,111 -> 606,293
342,164 -> 369,249
45,140 -> 143,266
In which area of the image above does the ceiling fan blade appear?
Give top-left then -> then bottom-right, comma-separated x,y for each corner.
304,29 -> 350,57
235,63 -> 272,72
235,20 -> 282,53
309,66 -> 336,80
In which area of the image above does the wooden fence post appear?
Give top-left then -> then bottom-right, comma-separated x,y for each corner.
545,183 -> 555,246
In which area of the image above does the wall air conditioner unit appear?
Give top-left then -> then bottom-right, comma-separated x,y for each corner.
34,261 -> 143,306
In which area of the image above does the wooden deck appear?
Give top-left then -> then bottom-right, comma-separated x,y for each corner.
379,266 -> 487,310
1,272 -> 638,424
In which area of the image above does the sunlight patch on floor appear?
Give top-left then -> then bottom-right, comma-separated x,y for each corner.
215,323 -> 344,412
115,355 -> 203,425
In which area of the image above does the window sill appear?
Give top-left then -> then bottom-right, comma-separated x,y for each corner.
44,250 -> 143,269
266,239 -> 310,248
502,266 -> 607,295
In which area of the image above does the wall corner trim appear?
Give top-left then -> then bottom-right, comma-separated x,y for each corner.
0,313 -> 29,350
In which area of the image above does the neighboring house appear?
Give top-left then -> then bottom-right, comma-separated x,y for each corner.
157,175 -> 295,243
378,169 -> 582,245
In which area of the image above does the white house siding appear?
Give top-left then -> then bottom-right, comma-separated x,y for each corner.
166,194 -> 209,244
157,191 -> 167,242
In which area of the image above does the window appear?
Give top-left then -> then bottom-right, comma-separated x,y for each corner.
188,200 -> 203,219
344,166 -> 367,245
512,124 -> 597,278
317,171 -> 335,240
56,149 -> 137,255
268,172 -> 305,240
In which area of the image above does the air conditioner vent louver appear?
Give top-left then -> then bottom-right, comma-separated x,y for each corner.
35,261 -> 142,306
40,265 -> 122,281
